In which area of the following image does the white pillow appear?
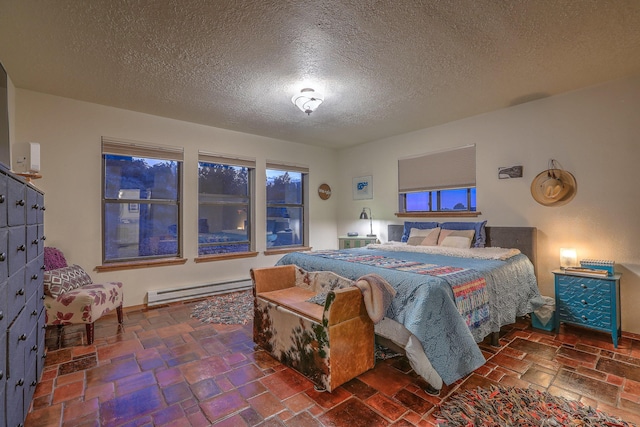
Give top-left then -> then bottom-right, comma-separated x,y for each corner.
439,235 -> 472,249
407,227 -> 440,246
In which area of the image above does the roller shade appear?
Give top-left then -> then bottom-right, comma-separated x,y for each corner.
199,151 -> 256,168
266,161 -> 309,173
398,145 -> 475,192
102,136 -> 183,161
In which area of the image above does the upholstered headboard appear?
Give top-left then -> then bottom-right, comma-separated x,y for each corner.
387,224 -> 537,275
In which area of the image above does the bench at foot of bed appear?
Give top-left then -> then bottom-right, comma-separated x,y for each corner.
251,265 -> 375,392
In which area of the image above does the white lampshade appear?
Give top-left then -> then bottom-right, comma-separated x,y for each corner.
560,248 -> 577,268
291,88 -> 324,115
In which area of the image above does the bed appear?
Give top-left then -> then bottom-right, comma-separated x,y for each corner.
275,224 -> 543,391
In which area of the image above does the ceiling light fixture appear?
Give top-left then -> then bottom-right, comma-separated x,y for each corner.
291,88 -> 324,115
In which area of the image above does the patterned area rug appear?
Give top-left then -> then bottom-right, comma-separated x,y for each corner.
191,290 -> 253,325
436,385 -> 636,426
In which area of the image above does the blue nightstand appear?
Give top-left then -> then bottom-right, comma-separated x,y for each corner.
553,270 -> 622,347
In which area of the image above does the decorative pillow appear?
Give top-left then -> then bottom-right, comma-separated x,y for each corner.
307,293 -> 328,306
44,247 -> 68,271
440,235 -> 473,248
407,227 -> 441,246
43,264 -> 93,298
440,221 -> 488,248
401,221 -> 439,243
437,229 -> 475,247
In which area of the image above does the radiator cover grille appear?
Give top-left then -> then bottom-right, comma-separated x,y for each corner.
146,278 -> 252,306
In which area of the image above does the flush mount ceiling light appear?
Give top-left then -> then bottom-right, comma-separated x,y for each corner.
291,88 -> 324,115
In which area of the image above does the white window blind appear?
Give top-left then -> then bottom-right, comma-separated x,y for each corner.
398,145 -> 475,192
102,137 -> 184,161
266,161 -> 309,173
199,151 -> 256,168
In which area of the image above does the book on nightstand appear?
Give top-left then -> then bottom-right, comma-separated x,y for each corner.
563,266 -> 610,277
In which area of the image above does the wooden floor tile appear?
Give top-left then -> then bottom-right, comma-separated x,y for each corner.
23,302 -> 640,426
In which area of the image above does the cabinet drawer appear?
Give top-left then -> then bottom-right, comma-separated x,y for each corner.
27,224 -> 39,263
26,186 -> 40,225
0,228 -> 7,279
557,277 -> 611,310
558,304 -> 611,329
8,226 -> 26,277
26,258 -> 42,302
0,171 -> 7,227
0,279 -> 6,331
7,177 -> 26,227
7,270 -> 26,322
557,283 -> 611,312
37,309 -> 46,379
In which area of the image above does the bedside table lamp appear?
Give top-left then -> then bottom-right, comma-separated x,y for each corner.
359,207 -> 376,237
559,248 -> 577,269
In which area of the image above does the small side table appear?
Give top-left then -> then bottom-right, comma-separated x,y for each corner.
338,236 -> 377,249
553,269 -> 622,347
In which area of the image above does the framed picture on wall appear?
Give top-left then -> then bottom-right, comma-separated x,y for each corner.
353,175 -> 373,200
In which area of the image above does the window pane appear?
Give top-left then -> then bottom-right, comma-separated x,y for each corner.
198,203 -> 249,255
105,154 -> 179,200
104,202 -> 178,261
406,192 -> 431,211
198,161 -> 252,255
267,206 -> 302,247
199,162 -> 248,197
440,189 -> 468,211
266,170 -> 302,204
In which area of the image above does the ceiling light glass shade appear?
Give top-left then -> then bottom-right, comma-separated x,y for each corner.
291,88 -> 324,115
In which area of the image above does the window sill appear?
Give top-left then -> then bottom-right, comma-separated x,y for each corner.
395,211 -> 482,218
264,246 -> 311,256
194,252 -> 258,263
95,257 -> 188,272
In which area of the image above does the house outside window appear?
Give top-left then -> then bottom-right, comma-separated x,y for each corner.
398,145 -> 476,214
198,153 -> 255,255
266,163 -> 308,248
102,138 -> 183,263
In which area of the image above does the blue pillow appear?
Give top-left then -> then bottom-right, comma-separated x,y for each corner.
401,221 -> 439,243
440,221 -> 488,248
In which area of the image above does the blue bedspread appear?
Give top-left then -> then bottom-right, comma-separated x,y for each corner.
276,248 -> 542,385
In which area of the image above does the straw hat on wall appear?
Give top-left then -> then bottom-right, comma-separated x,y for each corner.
531,160 -> 577,207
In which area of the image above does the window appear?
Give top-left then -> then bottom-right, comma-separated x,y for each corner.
266,163 -> 308,248
198,153 -> 255,256
398,145 -> 476,214
102,138 -> 183,263
404,188 -> 476,212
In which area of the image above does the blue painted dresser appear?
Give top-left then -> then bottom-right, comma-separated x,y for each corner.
553,270 -> 622,347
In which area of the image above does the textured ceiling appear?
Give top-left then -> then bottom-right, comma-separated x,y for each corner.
1,0 -> 639,149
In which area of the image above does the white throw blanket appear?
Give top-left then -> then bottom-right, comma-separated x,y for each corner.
367,242 -> 521,261
353,274 -> 397,324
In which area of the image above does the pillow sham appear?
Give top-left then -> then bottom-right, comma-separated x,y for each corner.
437,229 -> 475,247
401,221 -> 439,243
440,221 -> 487,248
440,235 -> 473,248
407,227 -> 440,246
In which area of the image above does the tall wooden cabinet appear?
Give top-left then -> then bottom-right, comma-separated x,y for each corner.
0,169 -> 45,427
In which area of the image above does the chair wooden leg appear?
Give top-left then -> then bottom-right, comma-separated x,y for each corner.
117,305 -> 124,324
86,323 -> 94,345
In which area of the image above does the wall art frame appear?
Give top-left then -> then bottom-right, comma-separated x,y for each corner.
352,175 -> 373,200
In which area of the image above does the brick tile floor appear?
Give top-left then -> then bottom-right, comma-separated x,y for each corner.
25,301 -> 640,426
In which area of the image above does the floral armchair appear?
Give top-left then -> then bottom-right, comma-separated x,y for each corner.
43,248 -> 124,345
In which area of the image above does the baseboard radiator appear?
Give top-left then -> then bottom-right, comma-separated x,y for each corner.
146,278 -> 252,307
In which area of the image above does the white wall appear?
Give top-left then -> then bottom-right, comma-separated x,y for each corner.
14,90 -> 340,306
337,75 -> 640,335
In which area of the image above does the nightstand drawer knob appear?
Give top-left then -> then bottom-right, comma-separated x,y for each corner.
581,300 -> 587,305
581,315 -> 588,321
581,284 -> 587,289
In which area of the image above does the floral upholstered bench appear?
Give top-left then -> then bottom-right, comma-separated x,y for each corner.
43,264 -> 124,345
251,264 -> 374,392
